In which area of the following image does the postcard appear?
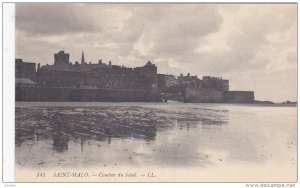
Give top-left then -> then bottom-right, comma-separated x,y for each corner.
3,3 -> 297,183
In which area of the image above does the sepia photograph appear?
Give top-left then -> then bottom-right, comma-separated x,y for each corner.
5,2 -> 298,183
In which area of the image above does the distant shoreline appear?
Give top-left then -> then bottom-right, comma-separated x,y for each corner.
15,101 -> 297,108
254,100 -> 297,107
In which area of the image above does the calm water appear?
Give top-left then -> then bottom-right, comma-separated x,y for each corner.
15,102 -> 297,171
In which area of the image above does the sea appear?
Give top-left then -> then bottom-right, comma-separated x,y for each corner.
14,102 -> 297,182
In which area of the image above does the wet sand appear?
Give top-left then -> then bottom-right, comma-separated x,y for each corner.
15,102 -> 297,182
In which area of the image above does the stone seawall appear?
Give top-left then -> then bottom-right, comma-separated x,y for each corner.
16,86 -> 162,102
184,87 -> 223,103
184,87 -> 254,103
223,91 -> 254,103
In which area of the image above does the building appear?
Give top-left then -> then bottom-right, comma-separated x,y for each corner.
202,76 -> 229,91
32,51 -> 158,91
15,50 -> 255,103
15,59 -> 36,79
178,73 -> 202,88
54,51 -> 70,66
36,62 -> 158,91
157,74 -> 179,90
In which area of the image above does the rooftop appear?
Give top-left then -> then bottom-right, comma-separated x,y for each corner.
15,78 -> 37,85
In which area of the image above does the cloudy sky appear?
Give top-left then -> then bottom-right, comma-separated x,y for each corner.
15,3 -> 297,102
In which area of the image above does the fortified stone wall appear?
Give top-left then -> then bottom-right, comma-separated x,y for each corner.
223,91 -> 254,103
35,67 -> 157,91
184,86 -> 223,103
16,86 -> 162,102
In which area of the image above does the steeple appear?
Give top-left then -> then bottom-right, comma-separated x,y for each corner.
81,50 -> 85,64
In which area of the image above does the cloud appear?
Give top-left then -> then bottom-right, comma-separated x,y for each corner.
15,3 -> 297,102
190,4 -> 297,74
132,4 -> 223,59
16,4 -> 100,35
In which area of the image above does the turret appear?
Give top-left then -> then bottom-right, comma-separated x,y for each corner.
54,51 -> 70,65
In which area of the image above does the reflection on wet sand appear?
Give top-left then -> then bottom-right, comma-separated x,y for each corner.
14,103 -> 297,184
13,103 -> 297,182
15,105 -> 228,151
19,104 -> 286,169
53,133 -> 69,152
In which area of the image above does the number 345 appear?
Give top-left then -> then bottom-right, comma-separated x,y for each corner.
36,172 -> 45,177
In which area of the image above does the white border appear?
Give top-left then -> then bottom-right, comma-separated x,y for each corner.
1,1 -> 299,188
3,3 -> 15,183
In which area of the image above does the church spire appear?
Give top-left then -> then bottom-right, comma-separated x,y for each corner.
81,50 -> 85,64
